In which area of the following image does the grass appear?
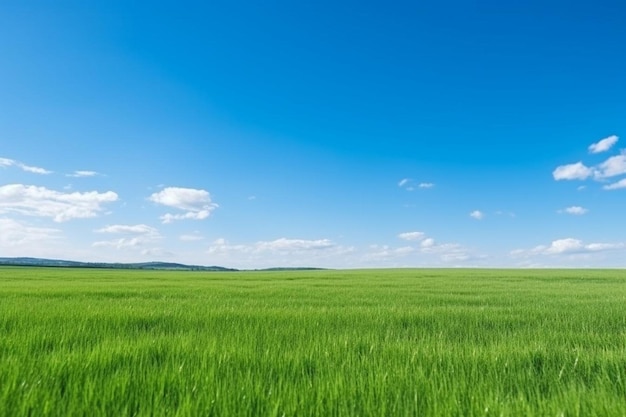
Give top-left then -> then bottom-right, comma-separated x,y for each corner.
0,267 -> 625,416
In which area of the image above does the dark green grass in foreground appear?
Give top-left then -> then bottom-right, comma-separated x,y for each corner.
1,268 -> 625,416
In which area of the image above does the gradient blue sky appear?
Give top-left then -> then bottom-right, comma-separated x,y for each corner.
1,1 -> 625,268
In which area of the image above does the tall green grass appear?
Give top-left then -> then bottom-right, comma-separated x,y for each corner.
1,267 -> 625,416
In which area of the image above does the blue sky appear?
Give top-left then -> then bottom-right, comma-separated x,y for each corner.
1,1 -> 625,268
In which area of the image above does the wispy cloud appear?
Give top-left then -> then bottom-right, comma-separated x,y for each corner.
0,157 -> 52,175
558,206 -> 588,215
67,170 -> 99,178
398,231 -> 425,241
511,238 -> 624,257
206,238 -> 354,268
588,135 -> 618,154
93,224 -> 161,250
594,153 -> 626,179
603,178 -> 626,190
95,224 -> 159,236
0,217 -> 61,246
0,184 -> 118,222
469,210 -> 484,220
398,178 -> 434,191
149,187 -> 218,223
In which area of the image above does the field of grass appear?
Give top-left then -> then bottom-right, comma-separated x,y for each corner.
0,267 -> 625,416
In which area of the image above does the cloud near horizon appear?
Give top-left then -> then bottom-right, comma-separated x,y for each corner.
0,217 -> 61,247
511,238 -> 624,257
93,223 -> 161,250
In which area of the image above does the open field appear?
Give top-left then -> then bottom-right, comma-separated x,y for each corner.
1,267 -> 625,416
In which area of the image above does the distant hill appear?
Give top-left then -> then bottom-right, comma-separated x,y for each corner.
0,257 -> 236,271
0,257 -> 329,271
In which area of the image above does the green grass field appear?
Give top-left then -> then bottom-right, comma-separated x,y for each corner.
1,267 -> 625,416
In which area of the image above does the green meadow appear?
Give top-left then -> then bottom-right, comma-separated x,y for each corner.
1,267 -> 625,416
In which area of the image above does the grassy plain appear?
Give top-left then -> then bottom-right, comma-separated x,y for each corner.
0,267 -> 625,416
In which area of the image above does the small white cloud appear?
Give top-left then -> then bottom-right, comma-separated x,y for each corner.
208,237 -> 341,255
93,224 -> 161,250
0,184 -> 118,222
149,187 -> 218,223
256,238 -> 335,252
559,206 -> 588,215
553,162 -> 593,181
588,135 -> 618,154
420,238 -> 435,248
399,179 -> 434,190
512,238 -> 624,257
398,231 -> 425,241
0,157 -> 52,174
68,170 -> 99,178
603,178 -> 626,190
470,210 -> 484,220
545,238 -> 584,254
95,224 -> 159,236
594,153 -> 626,179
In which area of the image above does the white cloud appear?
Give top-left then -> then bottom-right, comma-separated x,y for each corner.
398,231 -> 425,241
545,238 -> 584,254
93,237 -> 148,249
160,211 -> 212,223
0,217 -> 61,246
512,238 -> 624,257
603,178 -> 626,190
421,238 -> 435,248
398,178 -> 434,191
95,224 -> 159,236
256,238 -> 336,252
367,245 -> 415,260
552,162 -> 593,180
93,224 -> 161,250
149,187 -> 218,223
588,135 -> 618,154
594,153 -> 626,179
68,170 -> 99,178
205,237 -> 355,268
0,157 -> 52,174
208,237 -> 338,254
470,210 -> 484,220
0,184 -> 118,222
559,206 -> 588,215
